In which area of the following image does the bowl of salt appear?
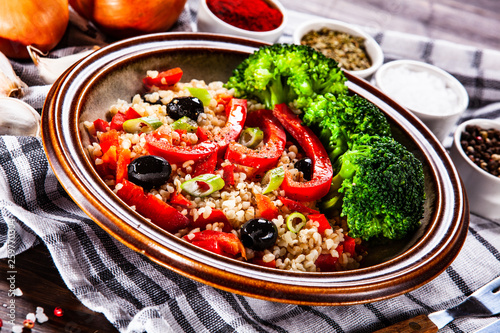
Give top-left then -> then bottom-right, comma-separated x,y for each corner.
373,60 -> 469,143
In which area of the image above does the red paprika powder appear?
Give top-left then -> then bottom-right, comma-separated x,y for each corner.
206,0 -> 283,32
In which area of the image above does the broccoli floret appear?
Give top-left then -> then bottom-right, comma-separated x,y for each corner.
225,44 -> 347,110
309,93 -> 393,162
325,135 -> 425,241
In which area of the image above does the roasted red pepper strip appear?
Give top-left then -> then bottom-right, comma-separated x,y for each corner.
225,108 -> 286,171
143,67 -> 183,89
115,148 -> 131,184
184,230 -> 246,259
99,129 -> 119,153
190,208 -> 229,229
211,98 -> 247,159
278,196 -> 320,215
169,191 -> 192,208
116,180 -> 190,233
272,103 -> 333,201
145,126 -> 219,165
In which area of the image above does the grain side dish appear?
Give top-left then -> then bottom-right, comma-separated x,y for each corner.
83,44 -> 425,272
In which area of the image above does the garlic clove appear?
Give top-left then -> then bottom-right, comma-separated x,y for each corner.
0,51 -> 28,98
0,97 -> 41,137
27,45 -> 99,85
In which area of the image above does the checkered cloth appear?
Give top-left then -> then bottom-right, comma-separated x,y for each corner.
1,2 -> 499,332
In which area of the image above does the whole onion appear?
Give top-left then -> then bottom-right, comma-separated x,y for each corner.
0,0 -> 69,59
69,0 -> 188,39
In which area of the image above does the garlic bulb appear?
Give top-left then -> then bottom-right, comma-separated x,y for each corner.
0,0 -> 69,59
0,97 -> 41,136
27,46 -> 99,84
0,51 -> 27,98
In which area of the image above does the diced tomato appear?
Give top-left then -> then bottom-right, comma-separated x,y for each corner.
116,180 -> 190,233
142,67 -> 183,89
93,118 -> 109,133
254,193 -> 278,220
169,191 -> 192,208
184,230 -> 246,259
99,129 -> 120,153
115,148 -> 131,184
278,196 -> 320,215
342,235 -> 356,256
190,208 -> 229,230
308,214 -> 332,234
272,104 -> 333,201
222,164 -> 235,188
225,108 -> 286,172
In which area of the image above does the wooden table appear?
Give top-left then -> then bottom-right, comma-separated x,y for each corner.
1,1 -> 499,332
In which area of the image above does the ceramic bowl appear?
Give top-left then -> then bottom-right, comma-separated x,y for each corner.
293,19 -> 384,79
374,60 -> 469,143
196,0 -> 286,43
42,33 -> 468,305
450,118 -> 500,222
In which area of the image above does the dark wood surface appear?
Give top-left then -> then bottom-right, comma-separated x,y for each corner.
1,1 -> 498,332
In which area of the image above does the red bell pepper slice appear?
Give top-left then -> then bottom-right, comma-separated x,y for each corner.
254,193 -> 279,220
308,213 -> 332,234
145,127 -> 219,165
190,208 -> 229,229
225,108 -> 286,171
252,253 -> 276,268
116,179 -> 190,233
278,196 -> 320,215
115,148 -> 131,184
272,103 -> 333,202
211,98 -> 247,159
184,230 -> 246,259
93,118 -> 109,133
99,129 -> 120,153
342,235 -> 356,256
169,191 -> 192,208
315,247 -> 343,272
143,67 -> 183,89
109,107 -> 142,131
222,164 -> 235,188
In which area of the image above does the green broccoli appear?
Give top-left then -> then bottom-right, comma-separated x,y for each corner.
324,134 -> 425,241
309,93 -> 393,162
225,43 -> 347,110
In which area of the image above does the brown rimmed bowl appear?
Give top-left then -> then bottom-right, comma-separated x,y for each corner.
42,33 -> 469,306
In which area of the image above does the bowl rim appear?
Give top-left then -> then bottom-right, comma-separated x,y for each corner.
198,0 -> 287,36
42,32 -> 469,305
292,18 -> 384,78
374,59 -> 469,119
453,118 -> 500,183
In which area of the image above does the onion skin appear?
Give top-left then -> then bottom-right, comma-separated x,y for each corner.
0,0 -> 69,59
69,0 -> 188,39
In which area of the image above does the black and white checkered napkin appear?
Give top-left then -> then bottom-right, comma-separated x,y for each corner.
1,2 -> 500,332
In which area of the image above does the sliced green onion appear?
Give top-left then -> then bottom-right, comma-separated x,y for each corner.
187,87 -> 212,106
123,116 -> 163,133
181,173 -> 225,197
262,166 -> 285,194
239,127 -> 264,148
286,212 -> 307,233
321,195 -> 342,211
171,116 -> 198,133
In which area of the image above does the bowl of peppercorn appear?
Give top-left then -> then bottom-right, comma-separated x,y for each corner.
196,0 -> 287,43
293,19 -> 384,79
450,118 -> 500,221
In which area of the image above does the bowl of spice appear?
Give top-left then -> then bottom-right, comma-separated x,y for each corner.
374,60 -> 469,143
293,19 -> 383,79
450,118 -> 500,222
196,0 -> 286,43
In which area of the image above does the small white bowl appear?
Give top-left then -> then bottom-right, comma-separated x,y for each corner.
374,60 -> 469,143
196,0 -> 287,43
293,19 -> 384,79
450,118 -> 500,222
